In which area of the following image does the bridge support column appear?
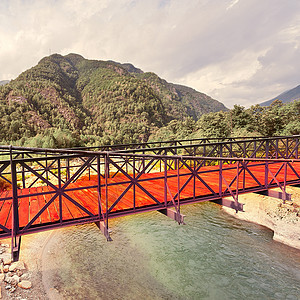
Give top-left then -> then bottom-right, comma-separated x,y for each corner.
212,198 -> 244,212
11,236 -> 21,262
256,190 -> 292,202
95,221 -> 112,241
158,208 -> 185,224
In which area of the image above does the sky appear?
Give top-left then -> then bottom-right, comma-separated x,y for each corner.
0,0 -> 300,108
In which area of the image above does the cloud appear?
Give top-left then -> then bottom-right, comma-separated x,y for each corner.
226,0 -> 240,11
0,0 -> 300,108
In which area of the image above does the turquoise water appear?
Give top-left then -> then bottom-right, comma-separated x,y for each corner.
44,202 -> 300,300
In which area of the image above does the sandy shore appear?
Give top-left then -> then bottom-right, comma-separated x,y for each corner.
223,185 -> 300,250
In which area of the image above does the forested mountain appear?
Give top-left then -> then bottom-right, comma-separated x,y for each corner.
151,99 -> 300,142
261,84 -> 300,106
0,53 -> 227,147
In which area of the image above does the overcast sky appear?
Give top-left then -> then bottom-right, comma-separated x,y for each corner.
0,0 -> 300,108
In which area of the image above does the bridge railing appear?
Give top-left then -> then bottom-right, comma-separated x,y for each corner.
0,135 -> 299,192
69,136 -> 264,152
114,135 -> 300,161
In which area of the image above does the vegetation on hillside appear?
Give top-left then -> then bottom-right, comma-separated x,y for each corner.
149,99 -> 300,141
0,53 -> 227,148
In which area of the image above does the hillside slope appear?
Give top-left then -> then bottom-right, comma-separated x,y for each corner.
0,53 -> 227,146
261,84 -> 300,106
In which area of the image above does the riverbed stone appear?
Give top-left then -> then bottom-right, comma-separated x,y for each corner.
3,265 -> 9,273
20,273 -> 29,280
12,275 -> 20,284
5,275 -> 13,284
0,253 -> 12,265
18,280 -> 32,289
9,261 -> 26,272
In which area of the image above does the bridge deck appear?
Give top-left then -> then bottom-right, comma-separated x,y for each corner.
0,162 -> 299,232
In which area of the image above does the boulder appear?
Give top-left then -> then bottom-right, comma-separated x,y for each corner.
9,261 -> 26,272
18,280 -> 32,289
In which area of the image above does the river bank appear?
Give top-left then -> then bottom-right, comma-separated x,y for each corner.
0,230 -> 57,299
223,185 -> 300,250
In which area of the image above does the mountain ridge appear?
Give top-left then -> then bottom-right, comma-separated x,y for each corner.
0,80 -> 9,86
261,84 -> 300,106
0,53 -> 227,146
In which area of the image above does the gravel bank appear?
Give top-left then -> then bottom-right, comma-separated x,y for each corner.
223,185 -> 300,250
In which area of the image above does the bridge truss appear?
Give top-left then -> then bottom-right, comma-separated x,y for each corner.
0,135 -> 299,260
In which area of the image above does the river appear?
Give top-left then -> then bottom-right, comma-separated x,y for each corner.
42,201 -> 300,300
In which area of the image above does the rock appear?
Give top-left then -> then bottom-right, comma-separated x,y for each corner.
9,261 -> 26,272
18,280 -> 32,289
9,286 -> 16,292
8,264 -> 15,271
5,274 -> 19,286
5,284 -> 11,290
223,187 -> 300,250
1,244 -> 9,248
4,275 -> 13,284
20,273 -> 29,280
0,273 -> 4,281
3,265 -> 9,273
2,254 -> 12,265
12,275 -> 20,284
16,270 -> 23,277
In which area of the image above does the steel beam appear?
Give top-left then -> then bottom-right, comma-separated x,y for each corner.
212,198 -> 244,212
158,208 -> 186,224
95,221 -> 112,241
256,190 -> 292,201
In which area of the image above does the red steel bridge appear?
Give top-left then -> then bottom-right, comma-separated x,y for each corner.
0,135 -> 299,261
